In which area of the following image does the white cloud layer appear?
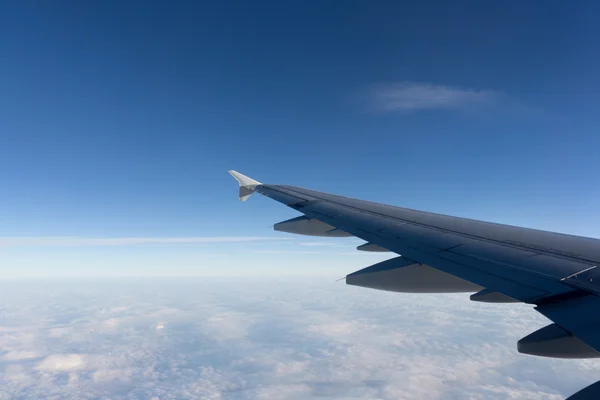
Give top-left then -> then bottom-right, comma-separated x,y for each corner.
367,82 -> 505,113
0,278 -> 597,399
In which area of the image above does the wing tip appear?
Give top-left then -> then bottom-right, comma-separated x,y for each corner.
229,170 -> 261,201
228,170 -> 262,187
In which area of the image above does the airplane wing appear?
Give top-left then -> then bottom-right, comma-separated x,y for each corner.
229,170 -> 600,400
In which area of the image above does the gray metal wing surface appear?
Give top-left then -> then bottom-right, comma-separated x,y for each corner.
229,171 -> 600,399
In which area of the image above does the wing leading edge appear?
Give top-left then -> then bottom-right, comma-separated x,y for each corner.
228,171 -> 600,399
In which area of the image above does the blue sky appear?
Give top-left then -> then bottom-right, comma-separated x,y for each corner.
1,1 -> 599,277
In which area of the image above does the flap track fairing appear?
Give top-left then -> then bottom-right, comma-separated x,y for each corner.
346,256 -> 482,293
274,216 -> 352,237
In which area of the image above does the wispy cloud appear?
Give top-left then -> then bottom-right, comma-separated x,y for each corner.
253,249 -> 385,256
0,236 -> 288,247
295,241 -> 340,247
366,82 -> 506,114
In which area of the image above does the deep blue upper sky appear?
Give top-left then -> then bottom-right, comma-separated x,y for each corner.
1,1 -> 599,276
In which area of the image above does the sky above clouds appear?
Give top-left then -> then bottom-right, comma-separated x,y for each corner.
1,0 -> 600,277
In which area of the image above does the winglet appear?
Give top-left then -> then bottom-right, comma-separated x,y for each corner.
228,170 -> 262,202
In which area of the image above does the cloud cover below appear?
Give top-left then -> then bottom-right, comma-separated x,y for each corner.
1,278 -> 597,399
